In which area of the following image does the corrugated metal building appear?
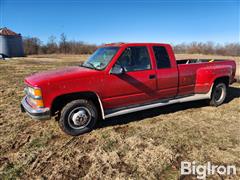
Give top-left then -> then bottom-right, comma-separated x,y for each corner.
0,27 -> 24,58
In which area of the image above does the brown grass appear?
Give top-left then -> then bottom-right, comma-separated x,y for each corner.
0,54 -> 239,179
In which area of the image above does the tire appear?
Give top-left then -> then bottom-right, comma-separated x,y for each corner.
59,99 -> 98,136
209,82 -> 227,107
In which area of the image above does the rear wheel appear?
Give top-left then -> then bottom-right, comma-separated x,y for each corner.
59,99 -> 98,136
209,82 -> 227,106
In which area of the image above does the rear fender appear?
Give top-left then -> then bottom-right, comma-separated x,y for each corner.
195,66 -> 232,93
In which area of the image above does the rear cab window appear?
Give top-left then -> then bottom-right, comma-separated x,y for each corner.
116,46 -> 151,72
152,46 -> 171,69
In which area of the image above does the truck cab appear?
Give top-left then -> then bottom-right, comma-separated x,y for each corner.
21,43 -> 236,136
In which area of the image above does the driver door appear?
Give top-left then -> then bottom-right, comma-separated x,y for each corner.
101,46 -> 157,109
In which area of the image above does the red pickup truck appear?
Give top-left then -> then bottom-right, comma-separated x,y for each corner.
21,43 -> 236,136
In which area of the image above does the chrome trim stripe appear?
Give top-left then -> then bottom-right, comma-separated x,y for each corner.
96,93 -> 105,119
104,84 -> 213,119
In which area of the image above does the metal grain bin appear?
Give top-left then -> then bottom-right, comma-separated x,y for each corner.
0,27 -> 24,58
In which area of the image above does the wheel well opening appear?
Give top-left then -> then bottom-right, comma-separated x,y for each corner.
51,92 -> 102,120
214,76 -> 229,87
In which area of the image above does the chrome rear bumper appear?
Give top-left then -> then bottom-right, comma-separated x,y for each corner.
21,96 -> 51,120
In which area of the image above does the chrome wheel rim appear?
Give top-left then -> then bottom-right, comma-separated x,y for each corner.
68,107 -> 91,129
214,84 -> 226,103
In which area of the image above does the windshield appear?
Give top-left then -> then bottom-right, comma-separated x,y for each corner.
82,47 -> 119,70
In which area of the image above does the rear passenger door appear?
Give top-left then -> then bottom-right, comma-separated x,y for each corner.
152,46 -> 178,99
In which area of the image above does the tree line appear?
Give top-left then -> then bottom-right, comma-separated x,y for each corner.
23,33 -> 97,55
173,42 -> 240,56
23,34 -> 240,56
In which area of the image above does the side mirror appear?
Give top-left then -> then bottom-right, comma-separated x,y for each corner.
111,64 -> 124,75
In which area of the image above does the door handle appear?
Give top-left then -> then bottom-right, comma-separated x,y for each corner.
149,74 -> 156,79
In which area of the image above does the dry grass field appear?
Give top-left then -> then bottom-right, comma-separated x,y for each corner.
0,54 -> 239,179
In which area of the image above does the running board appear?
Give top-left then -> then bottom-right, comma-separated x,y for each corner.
104,89 -> 212,119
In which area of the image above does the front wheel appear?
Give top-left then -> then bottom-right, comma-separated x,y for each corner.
59,99 -> 98,136
209,82 -> 227,107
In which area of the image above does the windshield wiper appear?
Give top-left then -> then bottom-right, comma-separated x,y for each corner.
81,62 -> 97,70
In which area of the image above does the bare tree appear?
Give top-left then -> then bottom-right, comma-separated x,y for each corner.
46,35 -> 58,54
59,33 -> 68,54
23,37 -> 42,55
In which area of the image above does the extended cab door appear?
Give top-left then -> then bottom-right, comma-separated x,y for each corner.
151,45 -> 178,99
102,46 -> 157,109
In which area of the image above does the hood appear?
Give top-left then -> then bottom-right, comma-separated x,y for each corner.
25,66 -> 98,86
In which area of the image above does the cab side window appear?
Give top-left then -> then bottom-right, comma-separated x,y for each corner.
153,46 -> 171,69
117,46 -> 151,72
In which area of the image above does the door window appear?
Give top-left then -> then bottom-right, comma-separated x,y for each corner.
116,46 -> 151,72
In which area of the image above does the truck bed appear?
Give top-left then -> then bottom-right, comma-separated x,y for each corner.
177,59 -> 227,65
176,59 -> 236,95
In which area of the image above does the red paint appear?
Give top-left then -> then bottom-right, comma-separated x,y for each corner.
24,43 -> 236,111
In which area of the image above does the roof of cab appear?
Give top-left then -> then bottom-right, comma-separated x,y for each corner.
103,42 -> 170,47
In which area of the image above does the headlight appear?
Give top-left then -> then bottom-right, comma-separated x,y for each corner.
25,86 -> 44,108
26,87 -> 42,98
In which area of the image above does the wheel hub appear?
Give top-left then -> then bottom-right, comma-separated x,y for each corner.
67,106 -> 92,130
72,110 -> 89,126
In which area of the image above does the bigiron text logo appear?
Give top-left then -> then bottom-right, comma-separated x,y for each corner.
180,161 -> 236,179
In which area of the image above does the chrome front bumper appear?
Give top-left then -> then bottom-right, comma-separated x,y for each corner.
21,96 -> 51,120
